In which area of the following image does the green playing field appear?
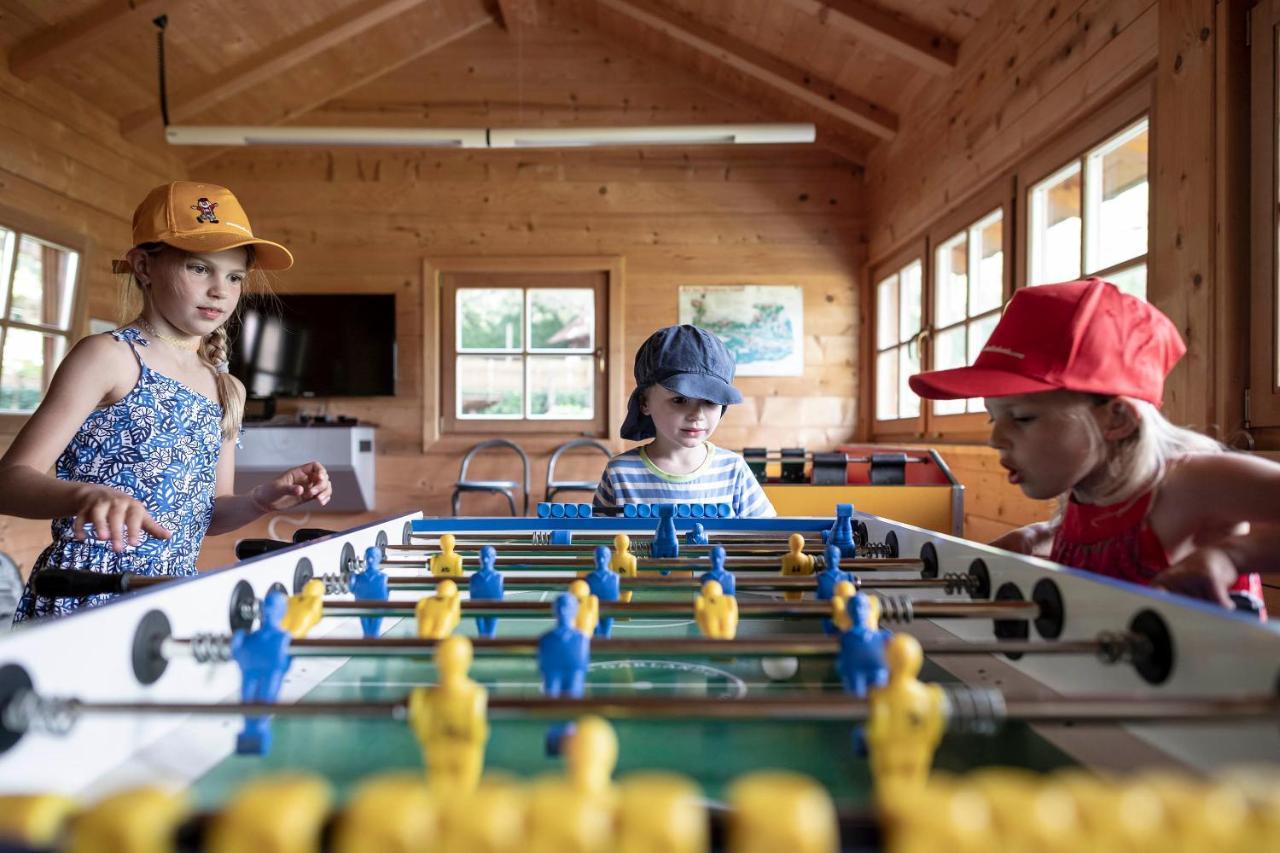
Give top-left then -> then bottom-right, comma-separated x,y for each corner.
190,589 -> 1076,810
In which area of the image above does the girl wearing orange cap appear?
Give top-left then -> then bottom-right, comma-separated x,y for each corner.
909,278 -> 1280,613
0,182 -> 331,621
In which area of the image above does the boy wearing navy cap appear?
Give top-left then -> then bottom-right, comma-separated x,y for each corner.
593,325 -> 776,517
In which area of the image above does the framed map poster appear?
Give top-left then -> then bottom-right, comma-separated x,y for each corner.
678,285 -> 804,376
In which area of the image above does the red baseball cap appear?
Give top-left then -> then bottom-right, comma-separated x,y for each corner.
908,278 -> 1185,407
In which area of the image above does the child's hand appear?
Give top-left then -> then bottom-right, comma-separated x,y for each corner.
1152,547 -> 1239,609
72,484 -> 172,552
988,521 -> 1052,556
251,462 -> 332,513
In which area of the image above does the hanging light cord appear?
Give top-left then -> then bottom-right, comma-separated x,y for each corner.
154,14 -> 170,127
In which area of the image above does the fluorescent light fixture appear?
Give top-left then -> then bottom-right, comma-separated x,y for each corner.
487,123 -> 815,148
166,125 -> 488,148
165,123 -> 815,149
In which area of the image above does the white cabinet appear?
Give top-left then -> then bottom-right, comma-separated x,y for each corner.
236,425 -> 376,512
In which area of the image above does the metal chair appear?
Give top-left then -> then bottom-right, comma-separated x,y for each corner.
452,438 -> 530,516
545,438 -> 612,503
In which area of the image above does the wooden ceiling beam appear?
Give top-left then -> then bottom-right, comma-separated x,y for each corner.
782,0 -> 957,75
119,0 -> 431,137
8,0 -> 169,80
594,0 -> 897,141
495,0 -> 539,30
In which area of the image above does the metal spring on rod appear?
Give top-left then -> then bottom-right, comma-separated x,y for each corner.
189,633 -> 232,664
530,531 -> 552,546
631,539 -> 652,558
2,691 -> 78,737
1096,631 -> 1146,666
943,685 -> 1007,735
874,595 -> 915,624
858,542 -> 894,559
942,572 -> 979,596
321,572 -> 350,595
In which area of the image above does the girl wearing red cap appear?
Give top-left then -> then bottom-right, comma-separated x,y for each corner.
909,278 -> 1280,613
0,182 -> 331,621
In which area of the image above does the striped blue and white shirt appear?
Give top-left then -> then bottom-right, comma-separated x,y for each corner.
593,443 -> 776,518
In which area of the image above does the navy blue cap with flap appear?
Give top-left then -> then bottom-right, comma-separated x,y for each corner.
620,324 -> 743,441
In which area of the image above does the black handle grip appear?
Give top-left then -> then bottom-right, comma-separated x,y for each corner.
32,569 -> 130,598
235,538 -> 293,560
292,528 -> 337,544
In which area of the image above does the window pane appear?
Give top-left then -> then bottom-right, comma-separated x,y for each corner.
527,355 -> 593,419
965,312 -> 1001,413
898,345 -> 920,419
1106,263 -> 1147,300
1030,163 -> 1082,285
1087,119 -> 1149,272
899,260 -> 922,343
457,289 -> 523,351
931,326 -> 966,416
876,274 -> 898,350
875,348 -> 898,421
456,355 -> 522,418
528,289 -> 594,352
0,328 -> 65,412
934,232 -> 968,328
10,236 -> 77,329
0,228 -> 14,318
970,210 -> 1004,315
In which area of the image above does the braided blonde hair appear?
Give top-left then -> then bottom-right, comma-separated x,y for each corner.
118,242 -> 266,441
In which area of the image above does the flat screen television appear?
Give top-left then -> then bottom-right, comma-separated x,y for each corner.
228,294 -> 396,397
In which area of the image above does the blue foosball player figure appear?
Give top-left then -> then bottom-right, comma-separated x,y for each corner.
700,544 -> 736,596
538,592 -> 592,755
836,594 -> 890,698
586,546 -> 620,638
816,544 -> 853,636
829,503 -> 856,558
686,522 -> 709,545
350,546 -> 389,639
651,503 -> 680,559
230,588 -> 292,755
469,545 -> 505,639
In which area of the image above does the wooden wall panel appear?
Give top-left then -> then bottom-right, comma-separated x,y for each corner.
193,10 -> 865,569
0,57 -> 187,578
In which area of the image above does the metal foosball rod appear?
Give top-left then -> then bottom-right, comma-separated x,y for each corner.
162,632 -> 1145,663
390,542 -> 870,557
380,555 -> 924,572
378,574 -> 969,593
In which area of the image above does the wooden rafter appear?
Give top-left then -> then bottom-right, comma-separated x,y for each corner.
184,9 -> 494,168
593,0 -> 897,141
496,0 -> 539,29
782,0 -> 957,75
8,0 -> 168,80
119,0 -> 432,137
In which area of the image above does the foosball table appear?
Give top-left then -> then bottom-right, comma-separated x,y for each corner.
2,505 -> 1279,850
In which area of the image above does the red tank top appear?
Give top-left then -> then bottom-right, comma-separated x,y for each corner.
1049,490 -> 1265,613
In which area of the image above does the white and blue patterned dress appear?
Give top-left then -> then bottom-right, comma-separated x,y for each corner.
13,327 -> 224,621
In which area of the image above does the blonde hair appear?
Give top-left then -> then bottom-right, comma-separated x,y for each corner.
1064,392 -> 1223,505
118,242 -> 271,441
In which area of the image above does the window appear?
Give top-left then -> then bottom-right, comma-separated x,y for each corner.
873,257 -> 923,425
931,209 -> 1005,416
0,225 -> 80,413
1251,0 -> 1280,431
1027,117 -> 1150,297
439,269 -> 610,436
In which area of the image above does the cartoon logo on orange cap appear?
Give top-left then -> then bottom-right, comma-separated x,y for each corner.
191,198 -> 219,224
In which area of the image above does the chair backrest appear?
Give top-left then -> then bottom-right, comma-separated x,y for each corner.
546,438 -> 613,491
458,437 -> 531,498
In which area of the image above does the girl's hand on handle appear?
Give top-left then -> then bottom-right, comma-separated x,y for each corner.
1152,547 -> 1238,609
72,484 -> 172,552
252,462 -> 332,513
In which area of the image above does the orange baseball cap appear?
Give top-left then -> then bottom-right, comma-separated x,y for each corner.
116,181 -> 293,271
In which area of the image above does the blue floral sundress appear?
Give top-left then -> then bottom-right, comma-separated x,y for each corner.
14,327 -> 224,622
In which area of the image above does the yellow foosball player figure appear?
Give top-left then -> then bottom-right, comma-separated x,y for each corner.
528,716 -> 618,853
429,533 -> 464,577
611,534 -> 638,603
865,634 -> 945,801
694,579 -> 738,640
726,771 -> 838,853
616,773 -> 708,853
331,773 -> 437,853
829,579 -> 858,632
441,777 -> 528,853
407,635 -> 489,794
206,775 -> 331,853
279,579 -> 325,639
568,579 -> 600,637
779,533 -> 815,602
415,578 -> 461,640
62,787 -> 186,853
0,794 -> 77,849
